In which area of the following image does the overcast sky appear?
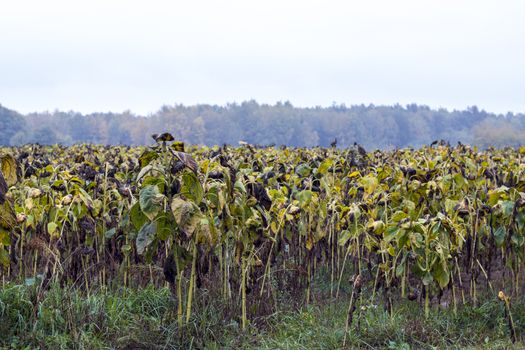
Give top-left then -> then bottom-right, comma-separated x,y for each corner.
1,1 -> 524,115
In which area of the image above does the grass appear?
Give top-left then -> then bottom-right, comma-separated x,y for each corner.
254,298 -> 525,350
1,281 -> 524,349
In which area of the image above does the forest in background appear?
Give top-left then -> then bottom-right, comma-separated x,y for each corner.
1,101 -> 524,149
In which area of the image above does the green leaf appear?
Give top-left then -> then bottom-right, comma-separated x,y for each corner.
493,226 -> 506,247
338,229 -> 354,246
47,222 -> 59,237
500,201 -> 514,217
422,272 -> 433,286
510,233 -> 524,247
317,158 -> 333,175
24,274 -> 43,286
141,175 -> 166,193
391,211 -> 408,222
136,221 -> 157,255
384,226 -> 400,243
360,176 -> 379,195
130,202 -> 148,231
139,185 -> 164,221
181,171 -> 204,204
395,254 -> 407,277
234,180 -> 246,194
173,245 -> 192,270
432,262 -> 450,289
155,213 -> 176,241
444,199 -> 458,216
104,228 -> 116,239
295,164 -> 312,177
398,230 -> 409,248
205,185 -> 221,209
121,244 -> 132,255
487,187 -> 507,206
295,190 -> 313,208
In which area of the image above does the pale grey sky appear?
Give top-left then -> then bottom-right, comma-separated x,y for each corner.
1,0 -> 524,115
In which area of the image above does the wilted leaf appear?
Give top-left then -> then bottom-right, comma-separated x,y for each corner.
173,245 -> 192,270
0,197 -> 16,231
305,236 -> 313,250
360,176 -> 378,195
368,220 -> 385,234
0,154 -> 18,187
139,150 -> 159,168
0,171 -> 7,205
0,227 -> 10,246
171,197 -> 201,237
171,141 -> 185,152
0,247 -> 9,268
172,151 -> 198,174
136,221 -> 157,255
195,217 -> 213,244
156,132 -> 175,142
137,165 -> 154,182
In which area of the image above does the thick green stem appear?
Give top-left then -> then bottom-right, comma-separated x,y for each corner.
424,285 -> 430,319
241,255 -> 247,330
401,261 -> 406,298
174,251 -> 183,328
185,243 -> 198,323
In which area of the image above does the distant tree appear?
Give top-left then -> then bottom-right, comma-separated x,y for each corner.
108,119 -> 132,145
2,101 -> 525,148
32,127 -> 60,145
0,105 -> 26,146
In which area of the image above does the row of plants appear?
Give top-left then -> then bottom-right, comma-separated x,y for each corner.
1,137 -> 524,342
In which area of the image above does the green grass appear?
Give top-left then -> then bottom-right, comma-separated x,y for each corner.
1,282 -> 524,349
254,299 -> 524,350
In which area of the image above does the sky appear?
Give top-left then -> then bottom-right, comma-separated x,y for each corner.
1,0 -> 524,115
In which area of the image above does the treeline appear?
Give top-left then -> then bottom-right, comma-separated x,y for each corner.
1,101 -> 525,148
